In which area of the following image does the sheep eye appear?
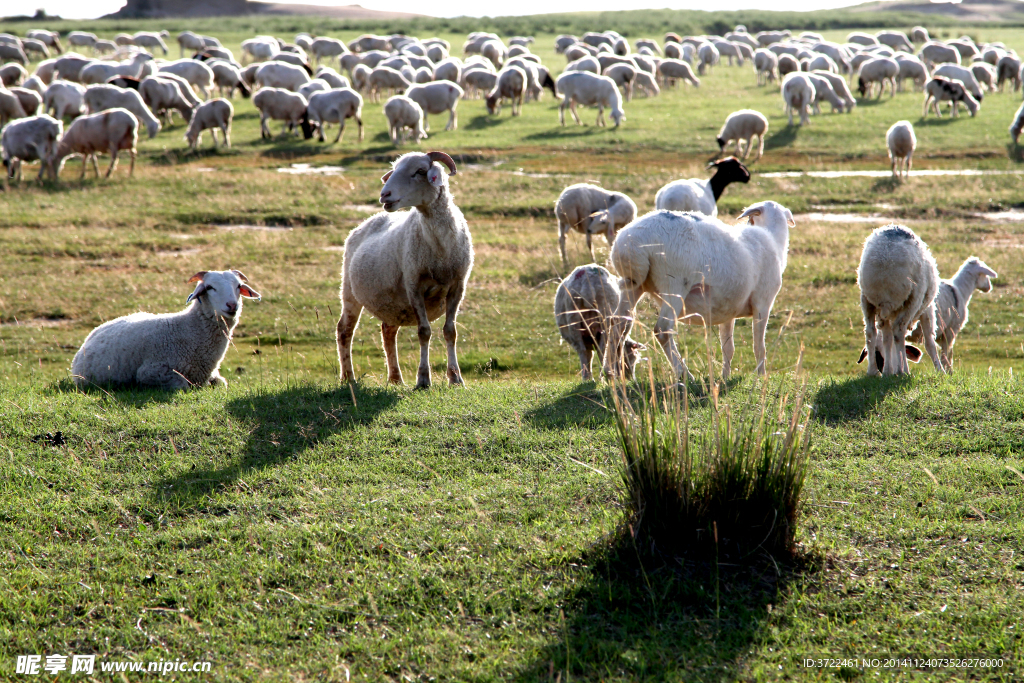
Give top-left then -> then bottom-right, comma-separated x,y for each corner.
206,286 -> 216,292
415,168 -> 426,176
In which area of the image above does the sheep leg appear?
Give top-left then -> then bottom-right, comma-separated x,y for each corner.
443,282 -> 465,386
356,116 -> 364,142
879,322 -> 899,376
448,107 -> 456,132
79,156 -> 88,181
570,99 -> 582,126
596,105 -> 604,127
334,120 -> 345,144
861,296 -> 881,376
558,220 -> 570,267
105,149 -> 119,178
410,291 -> 433,390
128,149 -> 136,177
751,306 -> 772,376
604,284 -> 643,380
585,232 -> 594,261
91,154 -> 101,177
137,361 -> 192,390
380,322 -> 404,385
336,301 -> 363,383
223,123 -> 231,147
654,296 -> 691,381
559,99 -> 567,126
719,319 -> 736,380
917,308 -> 946,374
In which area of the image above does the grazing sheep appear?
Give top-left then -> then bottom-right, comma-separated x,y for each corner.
158,60 -> 214,99
922,76 -> 980,118
350,63 -> 371,92
349,34 -> 390,53
848,32 -> 879,47
657,59 -> 701,88
754,49 -> 779,85
632,71 -> 660,97
44,80 -> 87,119
911,27 -> 930,44
602,63 -> 636,101
886,120 -> 916,180
71,270 -> 260,389
948,39 -> 979,61
115,33 -> 136,47
996,54 -> 1021,91
209,61 -> 250,99
919,41 -> 961,67
462,69 -> 496,99
22,75 -> 46,96
555,265 -> 645,380
297,79 -> 330,101
812,70 -> 857,112
876,30 -> 913,53
697,42 -> 720,75
383,95 -> 426,145
184,98 -> 232,149
139,75 -> 194,125
26,29 -> 62,54
133,31 -> 169,56
778,54 -> 801,79
306,88 -> 363,143
79,54 -> 153,85
152,71 -> 201,108
971,62 -> 997,92
314,66 -> 350,89
177,30 -> 205,57
10,87 -> 42,116
405,81 -> 463,132
1011,102 -> 1024,144
254,60 -> 310,92
367,66 -> 410,103
782,72 -> 815,125
895,55 -> 930,92
486,66 -> 526,116
480,39 -> 506,69
635,39 -> 661,55
54,107 -> 137,179
93,40 -> 117,56
565,56 -> 600,74
0,63 -> 27,87
654,157 -> 751,218
1,114 -> 63,187
554,183 -> 637,266
336,152 -> 470,389
806,53 -> 837,73
556,71 -> 625,128
53,54 -> 93,82
66,31 -> 98,52
433,58 -> 462,84
84,85 -> 161,138
604,201 -> 796,380
716,110 -> 768,161
932,63 -> 984,101
857,57 -> 900,98
806,73 -> 847,114
856,225 -> 944,376
252,87 -> 311,139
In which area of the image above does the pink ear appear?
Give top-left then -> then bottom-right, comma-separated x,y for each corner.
381,170 -> 393,182
239,285 -> 261,301
428,166 -> 444,187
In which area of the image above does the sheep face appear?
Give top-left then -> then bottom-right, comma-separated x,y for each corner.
710,157 -> 751,186
622,338 -> 645,380
186,270 -> 260,320
969,258 -> 998,292
379,151 -> 457,211
737,200 -> 795,228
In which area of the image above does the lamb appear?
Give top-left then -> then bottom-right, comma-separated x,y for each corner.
806,73 -> 847,114
555,265 -> 645,380
604,201 -> 796,380
754,49 -> 779,85
252,87 -> 311,139
1011,101 -> 1024,144
919,42 -> 961,68
71,270 -> 260,389
383,95 -> 426,145
53,107 -> 137,180
1,114 -> 62,188
555,71 -> 625,128
857,57 -> 900,98
715,110 -> 768,161
486,66 -> 526,116
44,80 -> 87,119
405,81 -> 463,131
895,55 -> 929,91
336,152 -> 470,389
782,72 -> 815,125
885,120 -> 916,180
932,63 -> 984,101
84,85 -> 161,138
139,75 -> 194,125
554,183 -> 637,266
306,88 -> 363,143
10,87 -> 42,116
367,66 -> 410,103
812,70 -> 857,112
254,60 -> 310,92
657,59 -> 701,88
856,225 -> 944,376
922,76 -> 979,118
184,98 -> 232,149
158,60 -> 214,99
654,157 -> 751,218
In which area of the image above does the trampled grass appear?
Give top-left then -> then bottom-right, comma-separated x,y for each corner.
1,17 -> 1024,681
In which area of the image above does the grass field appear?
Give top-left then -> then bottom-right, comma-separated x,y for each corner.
2,18 -> 1024,681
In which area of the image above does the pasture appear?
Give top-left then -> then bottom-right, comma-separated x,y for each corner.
2,18 -> 1024,681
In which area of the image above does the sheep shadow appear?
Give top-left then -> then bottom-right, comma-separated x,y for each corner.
152,383 -> 401,506
870,176 -> 901,193
1007,143 -> 1024,163
763,125 -> 798,150
522,126 -> 606,141
512,534 -> 815,681
812,374 -> 913,424
465,113 -> 507,130
523,383 -> 611,430
914,116 -> 960,127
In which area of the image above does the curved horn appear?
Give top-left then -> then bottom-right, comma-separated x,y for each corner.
426,151 -> 457,175
231,269 -> 249,282
187,271 -> 208,283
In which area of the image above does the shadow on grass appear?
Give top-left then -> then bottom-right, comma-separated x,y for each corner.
914,115 -> 960,127
465,113 -> 506,130
514,535 -> 816,681
51,378 -> 181,408
871,176 -> 900,193
524,383 -> 610,429
1007,143 -> 1024,163
153,383 -> 401,504
763,125 -> 798,150
812,374 -> 912,424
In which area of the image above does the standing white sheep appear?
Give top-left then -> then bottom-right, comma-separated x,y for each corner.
184,98 -> 233,149
654,157 -> 751,217
1,114 -> 63,188
886,120 -> 916,180
555,71 -> 625,128
1010,101 -> 1024,144
486,66 -> 526,116
54,107 -> 138,180
406,81 -> 463,131
716,110 -> 768,161
782,72 -> 815,125
383,95 -> 426,145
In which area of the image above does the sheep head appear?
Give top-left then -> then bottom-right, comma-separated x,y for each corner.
379,151 -> 457,212
186,270 -> 261,320
737,200 -> 795,229
967,257 -> 998,292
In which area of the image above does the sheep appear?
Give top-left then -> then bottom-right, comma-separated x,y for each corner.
663,42 -> 693,63
184,98 -> 232,149
922,76 -> 980,118
632,71 -> 660,98
555,265 -> 645,380
876,30 -> 913,53
9,87 -> 42,117
556,71 -> 625,128
778,53 -> 800,78
405,81 -> 463,132
657,59 -> 700,88
314,66 -> 350,89
911,27 -> 930,44
996,54 -> 1021,91
84,85 -> 161,139
715,110 -> 768,161
565,56 -> 600,74
67,31 -> 98,52
254,60 -> 310,93
252,88 -> 311,139
297,78 -> 329,101
26,29 -> 62,54
933,63 -> 984,101
554,183 -> 637,266
79,54 -> 153,85
209,61 -> 250,99
812,70 -> 857,112
895,55 -> 929,92
754,49 -> 778,85
1011,101 -> 1024,144
114,33 -> 136,47
856,57 -> 900,99
697,42 -> 720,75
726,31 -> 758,49
139,75 -> 194,125
71,270 -> 260,389
53,107 -> 137,180
44,80 -> 87,119
919,41 -> 960,68
604,201 -> 796,380
152,71 -> 201,109
350,63 -> 371,92
602,63 -> 636,101
367,66 -> 410,103
635,39 -> 661,55
810,41 -> 853,73
22,75 -> 46,97
480,40 -> 506,69
782,72 -> 815,125
158,60 -> 214,99
383,95 -> 426,145
240,38 -> 277,64
349,34 -> 390,53
177,30 -> 205,57
0,63 -> 27,87
433,58 -> 461,84
133,32 -> 169,56
22,38 -> 50,60
654,157 -> 751,219
971,62 -> 997,92
306,88 -> 363,144
948,39 -> 979,61
807,54 -> 837,73
806,73 -> 847,114
53,54 -> 93,83
555,35 -> 578,53
885,120 -> 916,181
856,225 -> 944,376
1,114 -> 62,187
848,32 -> 879,47
336,152 -> 470,389
486,66 -> 526,116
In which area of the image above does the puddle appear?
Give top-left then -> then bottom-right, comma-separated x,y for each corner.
799,212 -> 891,224
277,163 -> 346,176
978,209 -> 1024,221
154,248 -> 201,257
342,204 -> 380,213
216,224 -> 293,231
762,169 -> 1024,178
464,161 -> 568,179
1,317 -> 71,328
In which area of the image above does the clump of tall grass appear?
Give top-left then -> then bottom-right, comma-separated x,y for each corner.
610,358 -> 811,561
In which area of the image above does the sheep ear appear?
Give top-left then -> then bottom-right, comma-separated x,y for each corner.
187,271 -> 208,283
785,209 -> 796,228
857,347 -> 868,364
239,285 -> 261,301
427,165 -> 445,187
905,344 -> 923,363
186,282 -> 208,304
381,170 -> 393,183
978,264 -> 998,278
231,269 -> 249,283
736,206 -> 762,224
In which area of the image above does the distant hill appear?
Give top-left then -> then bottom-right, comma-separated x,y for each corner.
852,0 -> 1024,23
106,0 -> 420,20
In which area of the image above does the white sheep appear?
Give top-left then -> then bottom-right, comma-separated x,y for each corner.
922,76 -> 980,118
876,31 -> 913,52
184,98 -> 232,149
1011,101 -> 1024,144
254,60 -> 310,92
84,85 -> 161,139
314,66 -> 350,89
811,70 -> 857,112
911,27 -> 930,44
177,31 -> 205,57
848,32 -> 879,47
53,54 -> 93,82
71,270 -> 260,389
462,69 -> 496,99
486,66 -> 526,116
632,70 -> 660,98
919,42 -> 960,68
806,73 -> 847,114
480,40 -> 507,69
209,61 -> 250,99
565,56 -> 600,74
139,75 -> 194,125
697,42 -> 720,75
133,31 -> 169,56
554,183 -> 637,266
604,201 -> 796,380
556,71 -> 625,128
555,265 -> 645,380
754,49 -> 778,85
158,60 -> 214,99
716,110 -> 768,161
778,54 -> 800,78
0,88 -> 27,127
712,40 -> 744,66
807,54 -> 837,73
602,63 -> 636,101
857,57 -> 899,98
782,72 -> 815,125
886,120 -> 916,180
44,80 -> 87,119
306,88 -> 363,143
10,87 -> 42,116
54,107 -> 137,179
252,87 -> 311,139
22,75 -> 46,96
932,63 -> 984,101
383,95 -> 426,145
895,55 -> 929,91
0,63 -> 27,87
26,30 -> 62,54
433,58 -> 462,84
336,152 -> 470,389
856,225 -> 944,376
367,66 -> 410,103
972,62 -> 997,92
67,31 -> 98,52
1,114 -> 62,187
996,54 -> 1021,91
297,78 -> 330,101
405,81 -> 463,132
654,157 -> 751,218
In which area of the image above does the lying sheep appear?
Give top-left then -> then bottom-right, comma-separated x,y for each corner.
54,107 -> 138,180
886,120 -> 916,180
406,81 -> 463,132
184,98 -> 233,149
1,114 -> 63,187
605,201 -> 796,380
554,183 -> 637,266
306,88 -> 363,143
716,110 -> 768,161
782,72 -> 815,125
252,87 -> 311,139
555,265 -> 645,380
654,157 -> 751,217
337,152 -> 470,389
486,66 -> 526,116
72,270 -> 260,389
857,225 -> 944,376
556,71 -> 625,128
84,85 -> 161,139
383,95 -> 426,145
923,76 -> 979,118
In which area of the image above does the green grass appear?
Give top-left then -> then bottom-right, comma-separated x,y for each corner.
1,18 -> 1024,682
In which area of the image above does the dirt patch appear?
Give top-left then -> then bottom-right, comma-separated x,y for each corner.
154,248 -> 202,258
